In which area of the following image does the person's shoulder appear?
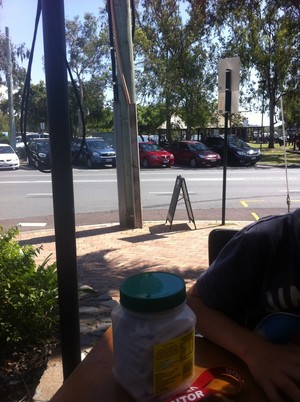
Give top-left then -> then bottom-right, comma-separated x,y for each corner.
245,210 -> 299,232
214,210 -> 300,257
240,210 -> 300,244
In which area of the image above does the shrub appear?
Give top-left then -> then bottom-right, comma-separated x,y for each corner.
0,226 -> 59,351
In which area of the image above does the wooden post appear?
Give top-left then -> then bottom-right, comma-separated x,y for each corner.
110,0 -> 142,228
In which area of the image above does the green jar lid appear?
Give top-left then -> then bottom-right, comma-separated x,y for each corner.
119,272 -> 186,313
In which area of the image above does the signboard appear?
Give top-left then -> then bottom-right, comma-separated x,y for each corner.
218,56 -> 240,114
166,175 -> 196,230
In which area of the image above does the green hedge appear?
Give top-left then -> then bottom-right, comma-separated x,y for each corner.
0,227 -> 59,351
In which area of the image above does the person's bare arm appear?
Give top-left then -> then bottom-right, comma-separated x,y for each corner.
186,284 -> 300,402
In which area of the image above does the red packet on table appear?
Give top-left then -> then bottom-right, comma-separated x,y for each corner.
163,367 -> 243,401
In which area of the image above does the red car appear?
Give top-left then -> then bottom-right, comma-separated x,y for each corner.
139,142 -> 174,168
165,140 -> 221,168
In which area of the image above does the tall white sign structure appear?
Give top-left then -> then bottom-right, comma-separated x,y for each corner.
218,56 -> 240,114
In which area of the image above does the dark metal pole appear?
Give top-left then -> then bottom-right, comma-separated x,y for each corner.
41,0 -> 81,379
221,69 -> 231,225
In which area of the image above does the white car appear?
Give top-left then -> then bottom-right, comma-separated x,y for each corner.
0,143 -> 20,169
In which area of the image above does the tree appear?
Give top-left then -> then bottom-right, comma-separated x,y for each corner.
0,81 -> 47,133
65,12 -> 110,135
67,77 -> 113,135
25,81 -> 48,132
135,0 -> 216,141
135,0 -> 181,142
281,84 -> 300,134
231,113 -> 244,127
175,41 -> 216,137
0,110 -> 8,134
80,76 -> 112,132
137,104 -> 166,135
0,31 -> 28,89
0,27 -> 29,141
203,0 -> 300,148
175,1 -> 218,137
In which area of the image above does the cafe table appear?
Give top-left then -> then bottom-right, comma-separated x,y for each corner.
49,327 -> 268,402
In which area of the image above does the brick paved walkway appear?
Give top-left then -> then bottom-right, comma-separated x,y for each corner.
18,220 -> 249,298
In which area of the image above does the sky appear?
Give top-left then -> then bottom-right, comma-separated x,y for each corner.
0,0 -> 106,83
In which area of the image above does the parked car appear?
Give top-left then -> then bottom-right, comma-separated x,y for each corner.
16,133 -> 49,151
72,137 -> 116,168
27,138 -> 51,169
0,143 -> 20,170
139,141 -> 174,168
165,140 -> 221,168
203,135 -> 261,166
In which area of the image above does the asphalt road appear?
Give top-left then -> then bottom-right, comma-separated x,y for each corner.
0,164 -> 299,231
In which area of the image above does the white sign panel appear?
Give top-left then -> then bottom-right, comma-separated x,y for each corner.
218,56 -> 240,113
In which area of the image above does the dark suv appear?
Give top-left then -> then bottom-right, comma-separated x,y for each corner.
27,138 -> 51,169
203,135 -> 261,166
72,137 -> 116,168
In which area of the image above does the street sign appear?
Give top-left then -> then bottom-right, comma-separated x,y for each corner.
218,56 -> 240,114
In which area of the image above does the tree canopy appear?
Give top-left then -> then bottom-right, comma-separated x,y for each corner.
135,0 -> 217,141
202,0 -> 300,146
0,31 -> 28,89
0,1 -> 299,143
65,12 -> 110,135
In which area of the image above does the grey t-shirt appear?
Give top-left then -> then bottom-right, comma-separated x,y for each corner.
196,210 -> 300,329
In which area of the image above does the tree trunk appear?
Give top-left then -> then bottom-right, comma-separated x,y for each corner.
185,102 -> 192,140
268,92 -> 275,149
186,124 -> 192,140
165,96 -> 172,143
77,79 -> 84,136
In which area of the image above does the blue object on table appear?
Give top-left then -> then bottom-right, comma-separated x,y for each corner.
255,312 -> 300,344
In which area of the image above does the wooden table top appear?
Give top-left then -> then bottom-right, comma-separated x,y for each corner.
50,327 -> 268,402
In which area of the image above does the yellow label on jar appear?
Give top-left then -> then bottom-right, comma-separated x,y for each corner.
153,328 -> 195,395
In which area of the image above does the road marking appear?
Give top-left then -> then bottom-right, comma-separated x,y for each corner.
0,180 -> 52,184
18,222 -> 47,227
241,200 -> 261,221
251,212 -> 260,221
240,199 -> 265,208
279,189 -> 300,192
74,179 -> 118,183
149,191 -> 196,194
27,193 -> 52,196
149,192 -> 173,194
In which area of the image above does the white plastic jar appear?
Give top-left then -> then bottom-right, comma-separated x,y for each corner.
112,271 -> 196,401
